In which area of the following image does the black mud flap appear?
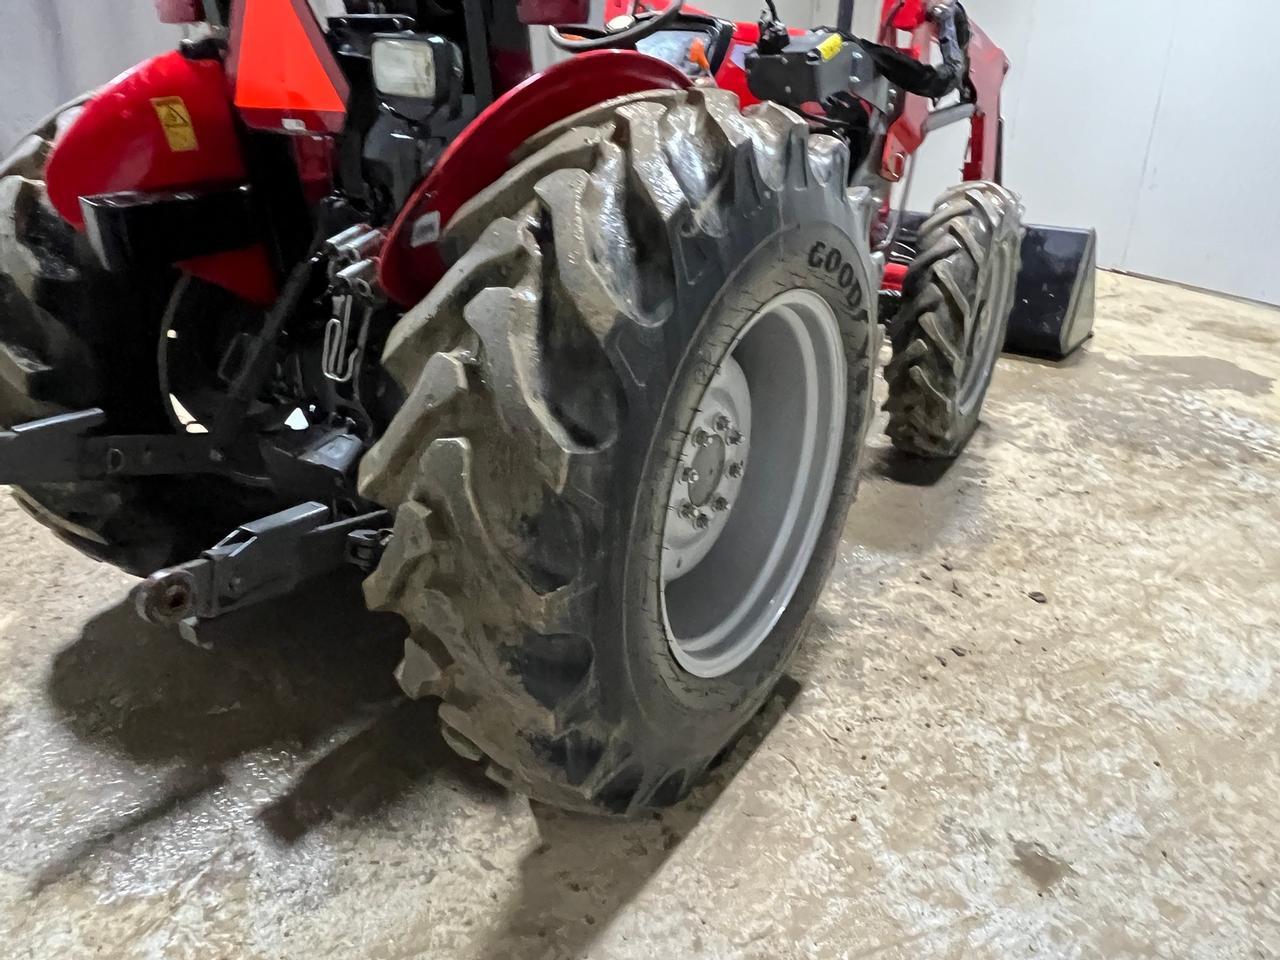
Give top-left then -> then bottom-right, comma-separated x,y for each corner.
1005,224 -> 1097,360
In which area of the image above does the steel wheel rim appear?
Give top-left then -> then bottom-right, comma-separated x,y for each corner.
660,289 -> 847,679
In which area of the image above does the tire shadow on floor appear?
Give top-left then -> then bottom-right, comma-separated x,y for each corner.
870,445 -> 962,487
40,570 -> 801,922
471,677 -> 801,960
255,696 -> 502,844
46,570 -> 406,769
38,570 -> 495,883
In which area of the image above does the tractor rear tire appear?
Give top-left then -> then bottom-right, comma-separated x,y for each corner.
359,89 -> 878,815
885,182 -> 1024,458
0,104 -> 259,574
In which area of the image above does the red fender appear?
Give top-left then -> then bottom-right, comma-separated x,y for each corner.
379,50 -> 690,307
45,50 -> 277,305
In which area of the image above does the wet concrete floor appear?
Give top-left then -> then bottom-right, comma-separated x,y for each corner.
1,272 -> 1277,959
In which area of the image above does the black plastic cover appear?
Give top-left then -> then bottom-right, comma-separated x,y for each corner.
746,31 -> 858,106
81,185 -> 259,274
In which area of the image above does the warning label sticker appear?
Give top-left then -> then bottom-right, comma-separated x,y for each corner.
410,211 -> 441,248
151,96 -> 199,153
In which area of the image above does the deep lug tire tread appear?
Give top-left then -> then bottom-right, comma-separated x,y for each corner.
360,89 -> 871,815
885,181 -> 1025,458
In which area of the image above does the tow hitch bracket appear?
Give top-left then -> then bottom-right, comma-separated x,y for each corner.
133,501 -> 391,638
0,410 -> 393,639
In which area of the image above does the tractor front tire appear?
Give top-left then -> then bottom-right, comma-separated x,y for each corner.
359,89 -> 878,815
885,182 -> 1024,458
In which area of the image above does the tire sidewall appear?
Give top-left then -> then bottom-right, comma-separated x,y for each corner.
609,219 -> 876,765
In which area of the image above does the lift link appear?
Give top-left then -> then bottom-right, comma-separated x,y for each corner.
0,411 -> 394,635
133,502 -> 392,636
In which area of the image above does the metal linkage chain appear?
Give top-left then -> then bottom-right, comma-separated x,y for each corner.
321,225 -> 386,383
323,290 -> 360,383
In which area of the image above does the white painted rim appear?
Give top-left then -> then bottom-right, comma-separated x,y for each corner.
660,289 -> 847,679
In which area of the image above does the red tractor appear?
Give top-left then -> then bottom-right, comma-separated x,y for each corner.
0,0 -> 1092,814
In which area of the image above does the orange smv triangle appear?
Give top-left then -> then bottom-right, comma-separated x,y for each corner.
233,0 -> 348,133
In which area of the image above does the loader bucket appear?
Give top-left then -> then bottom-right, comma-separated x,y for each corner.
887,215 -> 1097,361
1004,224 -> 1097,360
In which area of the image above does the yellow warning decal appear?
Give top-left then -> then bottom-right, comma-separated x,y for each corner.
151,96 -> 198,153
817,34 -> 844,61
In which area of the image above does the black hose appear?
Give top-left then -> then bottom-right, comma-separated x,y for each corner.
866,2 -> 972,100
548,0 -> 686,52
836,0 -> 855,34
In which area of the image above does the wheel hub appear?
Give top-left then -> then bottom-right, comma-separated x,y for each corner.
661,357 -> 751,582
659,289 -> 847,679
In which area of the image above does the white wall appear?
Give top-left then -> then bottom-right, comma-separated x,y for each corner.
1119,1 -> 1279,304
0,1 -> 178,153
910,0 -> 1280,304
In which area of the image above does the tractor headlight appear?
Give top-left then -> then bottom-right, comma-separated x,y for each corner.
371,35 -> 461,104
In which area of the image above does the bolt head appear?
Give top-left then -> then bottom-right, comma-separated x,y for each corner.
682,467 -> 700,485
712,496 -> 730,512
728,462 -> 744,478
678,502 -> 698,521
713,414 -> 731,432
692,429 -> 714,448
726,430 -> 743,446
694,512 -> 711,530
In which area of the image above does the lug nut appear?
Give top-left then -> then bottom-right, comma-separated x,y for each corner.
678,502 -> 698,521
682,467 -> 700,485
712,496 -> 730,512
728,462 -> 744,478
713,414 -> 732,432
692,429 -> 714,448
726,430 -> 743,446
694,512 -> 711,530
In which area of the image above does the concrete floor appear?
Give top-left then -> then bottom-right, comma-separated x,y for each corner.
0,272 -> 1277,959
